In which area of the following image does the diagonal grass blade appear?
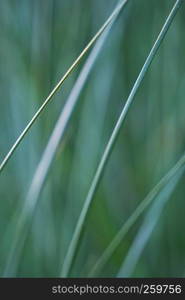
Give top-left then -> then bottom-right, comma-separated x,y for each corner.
3,0 -> 129,277
89,153 -> 185,276
60,0 -> 184,277
117,167 -> 184,277
0,0 -> 128,174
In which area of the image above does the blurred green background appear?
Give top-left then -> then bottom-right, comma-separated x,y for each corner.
0,0 -> 185,277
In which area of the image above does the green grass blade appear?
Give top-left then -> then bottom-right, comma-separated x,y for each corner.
60,0 -> 183,277
2,0 -> 129,277
0,0 -> 128,174
117,167 -> 184,277
89,153 -> 185,277
21,0 -> 128,231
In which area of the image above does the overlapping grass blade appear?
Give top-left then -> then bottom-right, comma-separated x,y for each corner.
60,0 -> 183,277
117,167 -> 184,277
0,0 -> 128,174
89,153 -> 185,276
3,0 -> 129,277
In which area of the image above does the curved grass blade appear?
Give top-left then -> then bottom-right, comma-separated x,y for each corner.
0,0 -> 128,174
89,153 -> 185,277
117,167 -> 184,277
3,0 -> 129,277
21,0 -> 129,230
60,0 -> 184,277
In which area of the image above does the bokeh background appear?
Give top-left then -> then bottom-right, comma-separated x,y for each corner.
0,0 -> 185,277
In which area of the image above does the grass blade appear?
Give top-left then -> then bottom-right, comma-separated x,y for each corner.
22,0 -> 129,227
3,0 -> 129,277
117,167 -> 184,277
89,153 -> 185,277
60,0 -> 183,277
0,0 -> 128,174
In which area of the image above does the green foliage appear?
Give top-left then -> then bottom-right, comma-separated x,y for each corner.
0,0 -> 184,277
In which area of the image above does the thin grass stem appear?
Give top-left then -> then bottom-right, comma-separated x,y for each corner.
117,167 -> 184,277
0,0 -> 128,174
89,153 -> 185,276
60,0 -> 183,277
3,0 -> 129,277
